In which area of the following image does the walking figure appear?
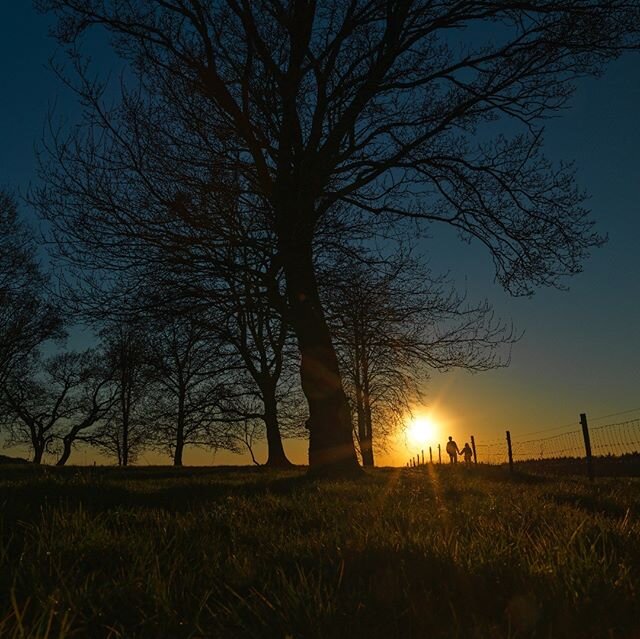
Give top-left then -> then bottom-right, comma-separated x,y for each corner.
460,442 -> 473,465
445,436 -> 461,464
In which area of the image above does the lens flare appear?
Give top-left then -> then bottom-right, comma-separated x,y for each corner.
407,415 -> 437,445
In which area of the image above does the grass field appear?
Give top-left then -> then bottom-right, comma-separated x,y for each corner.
1,464 -> 638,638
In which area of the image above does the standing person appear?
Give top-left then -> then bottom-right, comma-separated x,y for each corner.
446,436 -> 461,464
461,442 -> 473,465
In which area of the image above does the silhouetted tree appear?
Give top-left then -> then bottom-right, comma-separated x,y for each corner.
92,322 -> 151,466
145,315 -> 243,465
0,190 -> 63,385
37,0 -> 640,474
0,349 -> 114,464
325,249 -> 513,466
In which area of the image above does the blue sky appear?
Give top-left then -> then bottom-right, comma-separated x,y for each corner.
1,4 -> 639,465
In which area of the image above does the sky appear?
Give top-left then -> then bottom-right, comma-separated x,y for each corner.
1,4 -> 639,466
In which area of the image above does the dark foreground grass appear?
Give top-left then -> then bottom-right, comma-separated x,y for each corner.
0,464 -> 638,638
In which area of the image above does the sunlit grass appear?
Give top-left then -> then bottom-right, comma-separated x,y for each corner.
0,464 -> 638,638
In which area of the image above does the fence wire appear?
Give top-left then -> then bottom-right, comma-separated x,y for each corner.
475,441 -> 506,464
406,416 -> 640,468
591,419 -> 640,457
473,419 -> 640,465
511,430 -> 584,461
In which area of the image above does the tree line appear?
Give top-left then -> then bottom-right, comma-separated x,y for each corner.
1,187 -> 507,466
2,1 -> 639,473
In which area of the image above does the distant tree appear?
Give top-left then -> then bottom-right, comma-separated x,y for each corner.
211,259 -> 306,467
0,349 -> 114,465
325,249 -> 513,466
38,1 -> 640,474
145,315 -> 242,465
91,323 -> 151,466
0,190 -> 63,385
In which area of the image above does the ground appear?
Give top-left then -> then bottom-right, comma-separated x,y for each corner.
0,464 -> 638,638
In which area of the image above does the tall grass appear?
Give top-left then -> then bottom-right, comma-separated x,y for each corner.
0,465 -> 638,638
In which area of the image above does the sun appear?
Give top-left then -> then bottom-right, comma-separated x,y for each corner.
407,415 -> 438,445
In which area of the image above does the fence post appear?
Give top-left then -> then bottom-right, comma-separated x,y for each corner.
470,435 -> 477,464
421,450 -> 424,466
506,430 -> 514,474
429,446 -> 433,463
580,413 -> 594,482
416,454 -> 419,467
438,444 -> 442,464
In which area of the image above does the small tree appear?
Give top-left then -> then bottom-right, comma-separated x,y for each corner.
146,315 -> 242,465
92,322 -> 151,466
0,350 -> 114,465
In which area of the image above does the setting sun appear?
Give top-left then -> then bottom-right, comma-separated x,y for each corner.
407,415 -> 438,445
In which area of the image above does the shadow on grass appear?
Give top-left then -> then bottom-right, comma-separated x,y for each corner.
0,466 -> 379,521
545,491 -> 630,518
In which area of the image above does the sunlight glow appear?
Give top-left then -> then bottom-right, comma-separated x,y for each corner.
407,415 -> 438,445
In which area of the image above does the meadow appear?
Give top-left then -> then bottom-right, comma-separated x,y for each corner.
0,463 -> 638,638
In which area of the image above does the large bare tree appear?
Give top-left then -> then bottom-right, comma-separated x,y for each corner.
37,0 -> 640,474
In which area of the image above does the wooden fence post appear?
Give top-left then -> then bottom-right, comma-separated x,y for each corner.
506,430 -> 514,474
438,444 -> 442,464
421,450 -> 424,466
470,435 -> 477,464
580,413 -> 594,482
429,446 -> 433,463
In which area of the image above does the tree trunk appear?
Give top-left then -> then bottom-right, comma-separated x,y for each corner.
174,388 -> 185,466
57,437 -> 72,466
361,364 -> 375,467
263,390 -> 293,468
354,376 -> 369,465
32,446 -> 44,464
122,423 -> 129,466
280,238 -> 360,475
361,399 -> 375,467
173,437 -> 184,466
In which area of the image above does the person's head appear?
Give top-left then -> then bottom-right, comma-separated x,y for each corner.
465,442 -> 469,447
448,436 -> 452,441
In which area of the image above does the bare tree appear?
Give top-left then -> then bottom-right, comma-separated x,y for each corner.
325,248 -> 513,466
0,190 -> 63,385
145,315 -> 243,465
0,349 -> 114,465
92,322 -> 151,466
37,0 -> 640,474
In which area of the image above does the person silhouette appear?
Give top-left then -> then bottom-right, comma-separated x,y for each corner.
445,436 -> 460,464
460,442 -> 473,465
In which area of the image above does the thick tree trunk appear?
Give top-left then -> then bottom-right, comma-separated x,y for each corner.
360,408 -> 375,467
173,437 -> 184,466
280,238 -> 360,475
57,437 -> 72,466
32,446 -> 44,464
263,391 -> 293,468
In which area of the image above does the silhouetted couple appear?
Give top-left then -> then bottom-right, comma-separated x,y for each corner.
446,436 -> 473,465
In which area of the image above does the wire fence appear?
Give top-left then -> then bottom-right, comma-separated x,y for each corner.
406,412 -> 640,478
591,419 -> 640,457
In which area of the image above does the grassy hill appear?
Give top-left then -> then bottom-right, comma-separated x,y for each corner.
0,464 -> 638,638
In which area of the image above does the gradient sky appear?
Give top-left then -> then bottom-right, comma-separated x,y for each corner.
1,4 -> 639,466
